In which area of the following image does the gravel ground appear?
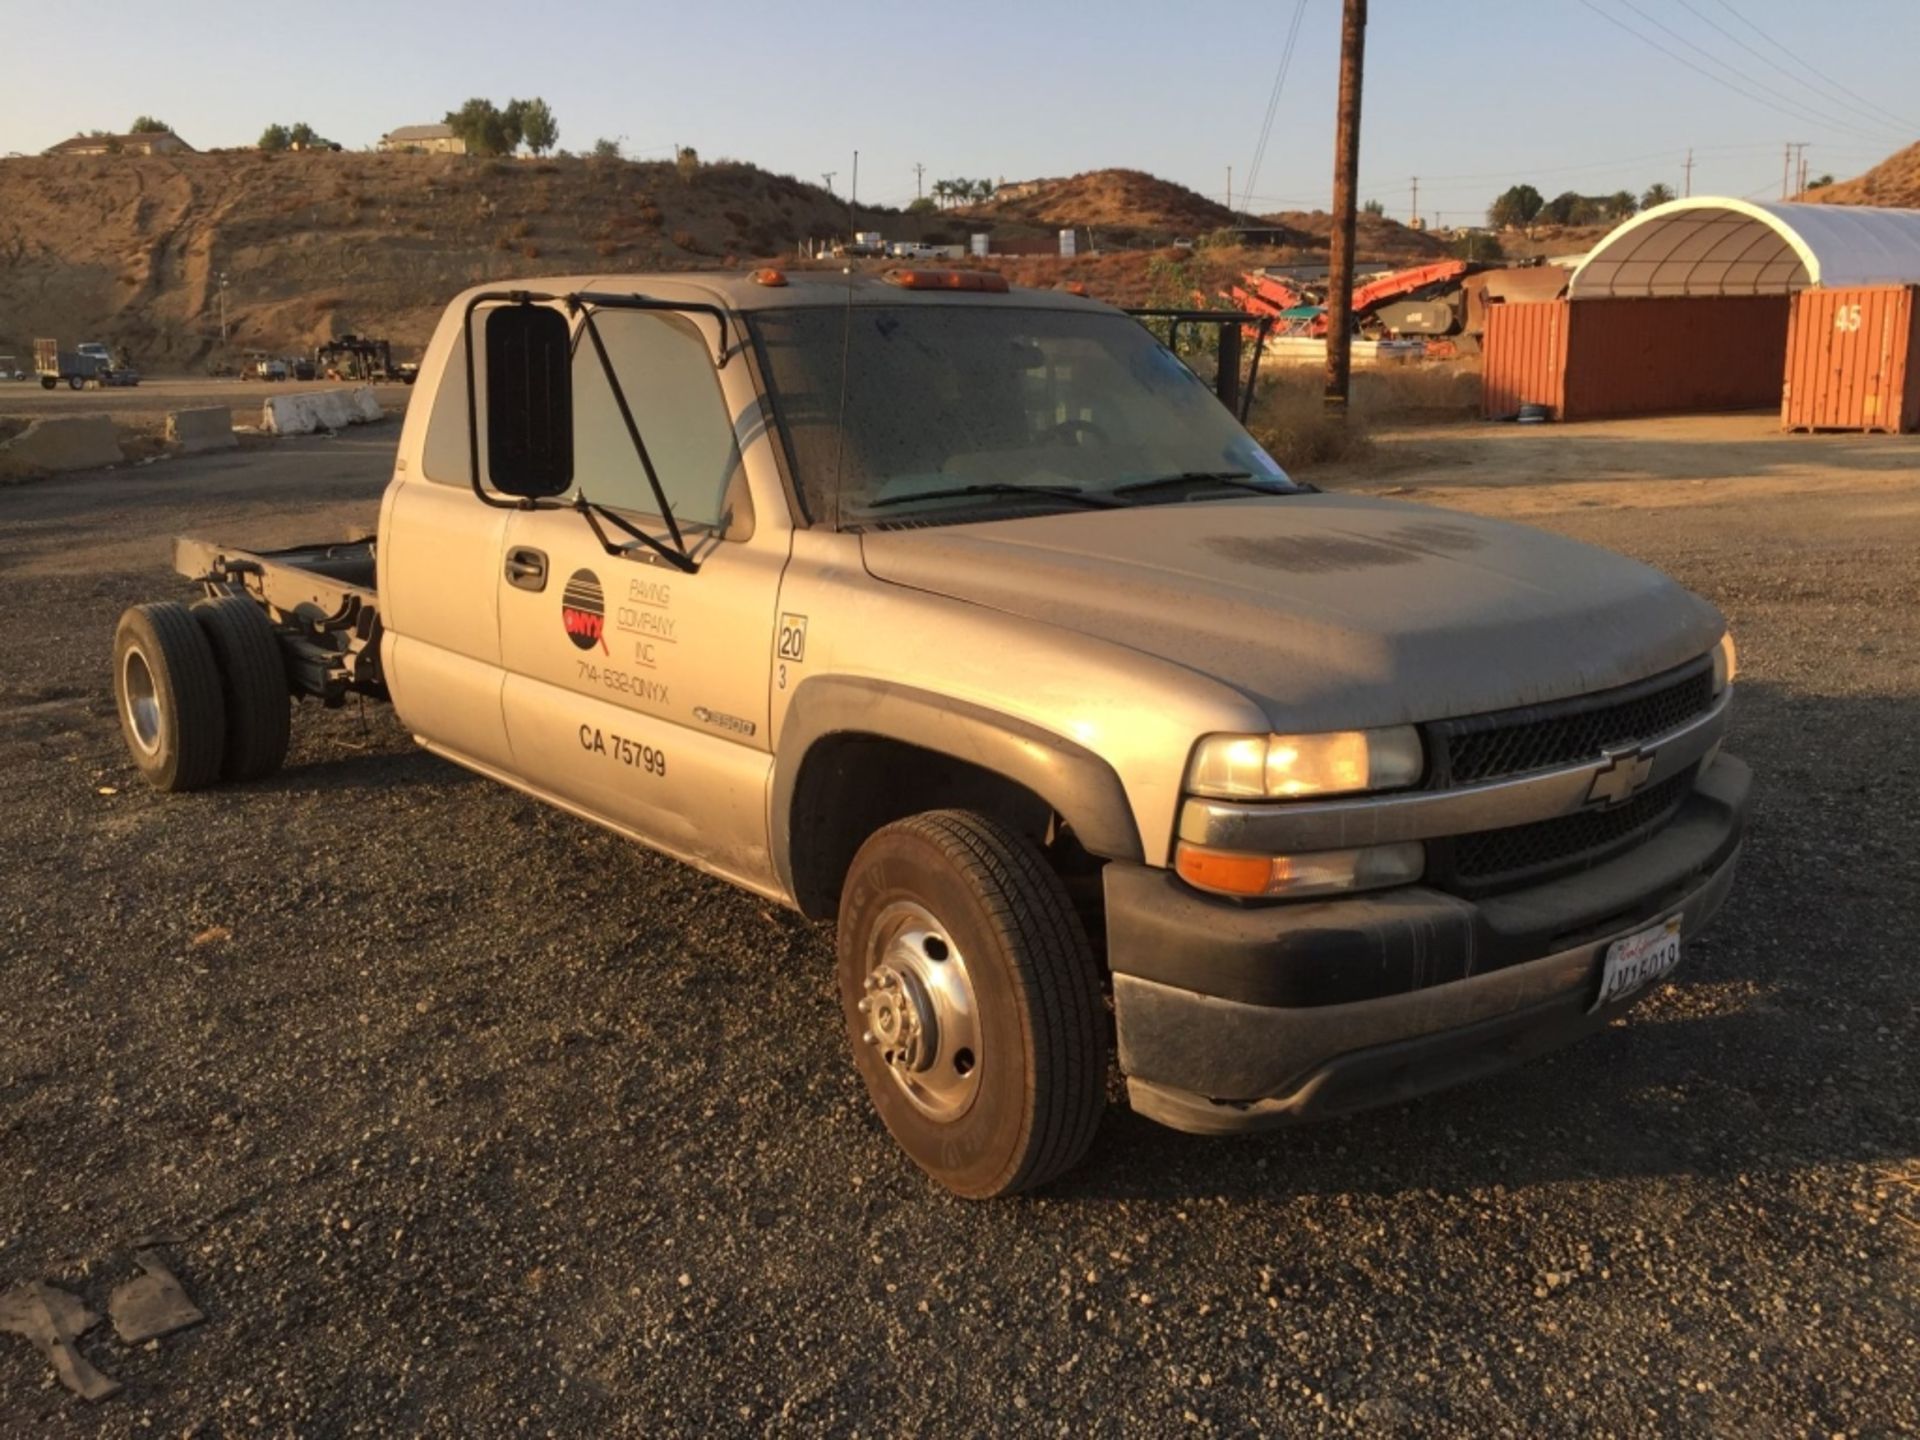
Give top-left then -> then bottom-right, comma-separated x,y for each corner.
0,418 -> 1914,1436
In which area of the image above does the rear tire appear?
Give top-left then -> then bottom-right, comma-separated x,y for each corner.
113,602 -> 226,792
193,595 -> 291,782
837,810 -> 1106,1198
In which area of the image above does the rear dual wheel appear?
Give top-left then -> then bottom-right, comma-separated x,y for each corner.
191,596 -> 290,782
112,597 -> 289,791
837,810 -> 1107,1199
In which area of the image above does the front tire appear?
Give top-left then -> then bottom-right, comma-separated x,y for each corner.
837,810 -> 1106,1198
113,602 -> 227,791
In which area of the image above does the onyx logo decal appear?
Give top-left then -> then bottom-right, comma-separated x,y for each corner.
561,569 -> 609,653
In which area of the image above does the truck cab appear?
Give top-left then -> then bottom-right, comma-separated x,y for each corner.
113,268 -> 1749,1197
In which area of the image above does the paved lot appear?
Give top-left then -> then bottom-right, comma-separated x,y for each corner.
0,378 -> 415,429
0,418 -> 1914,1435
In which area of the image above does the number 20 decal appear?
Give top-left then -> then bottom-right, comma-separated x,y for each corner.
777,614 -> 808,662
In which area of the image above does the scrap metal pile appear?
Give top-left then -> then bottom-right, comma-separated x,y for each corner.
1223,258 -> 1570,357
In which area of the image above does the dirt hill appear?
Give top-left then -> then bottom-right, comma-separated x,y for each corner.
954,169 -> 1443,258
1808,139 -> 1920,207
955,169 -> 1243,243
1257,209 -> 1447,261
0,151 -> 855,368
0,153 -> 1464,372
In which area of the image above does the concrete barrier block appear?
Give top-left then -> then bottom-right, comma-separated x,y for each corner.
262,386 -> 384,436
166,406 -> 237,454
0,415 -> 124,480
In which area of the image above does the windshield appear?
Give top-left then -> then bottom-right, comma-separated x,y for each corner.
749,305 -> 1296,523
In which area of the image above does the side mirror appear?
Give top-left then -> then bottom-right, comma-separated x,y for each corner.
485,304 -> 573,497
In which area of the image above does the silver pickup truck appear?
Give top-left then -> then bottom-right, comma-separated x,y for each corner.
111,268 -> 1749,1197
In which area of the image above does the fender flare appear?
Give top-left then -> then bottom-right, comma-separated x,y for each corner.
769,675 -> 1144,906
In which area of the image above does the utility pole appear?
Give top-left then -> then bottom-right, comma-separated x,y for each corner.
1325,0 -> 1367,416
1410,175 -> 1419,225
913,162 -> 925,200
218,272 -> 229,344
1226,164 -> 1233,210
1683,148 -> 1694,198
850,149 -> 859,235
1781,142 -> 1791,200
821,171 -> 836,196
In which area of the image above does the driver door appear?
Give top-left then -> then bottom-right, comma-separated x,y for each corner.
495,308 -> 787,891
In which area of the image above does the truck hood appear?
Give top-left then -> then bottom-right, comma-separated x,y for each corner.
859,494 -> 1723,729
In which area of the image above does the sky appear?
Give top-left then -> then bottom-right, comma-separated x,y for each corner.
1,0 -> 1915,223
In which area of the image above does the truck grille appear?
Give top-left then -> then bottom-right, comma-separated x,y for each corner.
1427,659 -> 1714,787
1436,768 -> 1696,895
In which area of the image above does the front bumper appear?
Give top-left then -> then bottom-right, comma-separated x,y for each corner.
1109,754 -> 1750,1135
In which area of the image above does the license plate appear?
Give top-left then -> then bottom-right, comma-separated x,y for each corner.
1592,915 -> 1683,1012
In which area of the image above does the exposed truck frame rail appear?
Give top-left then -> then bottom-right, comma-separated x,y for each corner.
172,537 -> 384,704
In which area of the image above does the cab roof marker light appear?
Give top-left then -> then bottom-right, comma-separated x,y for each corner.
884,268 -> 1010,294
751,267 -> 789,287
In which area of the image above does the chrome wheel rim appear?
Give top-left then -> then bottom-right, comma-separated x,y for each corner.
122,647 -> 162,755
859,900 -> 982,1122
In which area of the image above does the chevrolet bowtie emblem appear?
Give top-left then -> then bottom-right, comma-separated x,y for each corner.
1587,745 -> 1657,806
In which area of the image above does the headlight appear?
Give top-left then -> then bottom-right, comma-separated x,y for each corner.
1185,726 -> 1424,800
1175,840 -> 1425,898
1712,632 -> 1738,694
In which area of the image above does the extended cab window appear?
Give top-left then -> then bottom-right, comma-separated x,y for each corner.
423,306 -> 742,532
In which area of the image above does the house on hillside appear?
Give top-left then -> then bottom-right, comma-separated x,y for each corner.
45,130 -> 194,157
378,124 -> 466,155
991,180 -> 1043,203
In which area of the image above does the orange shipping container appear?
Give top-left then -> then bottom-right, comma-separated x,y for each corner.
1781,286 -> 1920,433
1481,300 -> 1567,418
1483,295 -> 1789,421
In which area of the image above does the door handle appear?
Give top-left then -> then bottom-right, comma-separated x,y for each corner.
505,546 -> 548,591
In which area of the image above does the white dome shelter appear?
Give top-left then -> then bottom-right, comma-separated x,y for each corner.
1568,197 -> 1920,300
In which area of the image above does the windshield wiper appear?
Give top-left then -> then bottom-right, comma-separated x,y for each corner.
864,482 -> 1123,511
574,492 -> 699,574
1110,470 -> 1299,499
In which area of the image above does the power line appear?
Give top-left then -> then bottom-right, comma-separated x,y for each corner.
1241,0 -> 1309,212
1574,0 -> 1904,146
1708,0 -> 1919,135
1610,0 -> 1905,142
1671,0 -> 1918,137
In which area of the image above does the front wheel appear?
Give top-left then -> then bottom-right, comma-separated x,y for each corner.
837,810 -> 1107,1198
